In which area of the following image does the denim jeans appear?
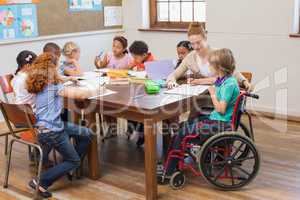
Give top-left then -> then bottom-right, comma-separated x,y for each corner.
37,123 -> 92,188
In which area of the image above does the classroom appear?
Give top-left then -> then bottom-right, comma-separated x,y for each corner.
0,0 -> 299,200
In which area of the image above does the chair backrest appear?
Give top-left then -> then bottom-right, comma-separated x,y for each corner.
0,74 -> 14,103
0,101 -> 36,138
241,72 -> 253,83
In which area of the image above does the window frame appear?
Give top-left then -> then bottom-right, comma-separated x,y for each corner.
149,0 -> 206,30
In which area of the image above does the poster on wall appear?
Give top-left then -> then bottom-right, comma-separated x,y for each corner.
0,0 -> 40,5
104,6 -> 122,27
0,4 -> 38,40
68,0 -> 102,12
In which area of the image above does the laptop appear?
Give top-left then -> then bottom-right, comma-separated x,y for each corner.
145,59 -> 175,81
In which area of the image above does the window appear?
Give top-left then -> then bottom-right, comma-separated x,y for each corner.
150,0 -> 206,30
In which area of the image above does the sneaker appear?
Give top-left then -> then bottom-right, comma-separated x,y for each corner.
28,179 -> 52,198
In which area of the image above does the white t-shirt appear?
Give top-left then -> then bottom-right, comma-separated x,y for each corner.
195,54 -> 214,77
11,72 -> 36,111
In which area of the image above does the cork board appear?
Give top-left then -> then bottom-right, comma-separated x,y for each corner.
37,0 -> 122,36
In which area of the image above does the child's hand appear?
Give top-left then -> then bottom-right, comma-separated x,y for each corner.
187,78 -> 200,85
68,77 -> 79,84
69,58 -> 79,66
208,86 -> 216,96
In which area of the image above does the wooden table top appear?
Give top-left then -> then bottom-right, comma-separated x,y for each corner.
64,83 -> 210,121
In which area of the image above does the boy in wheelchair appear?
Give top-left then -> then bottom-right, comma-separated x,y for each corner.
158,48 -> 260,190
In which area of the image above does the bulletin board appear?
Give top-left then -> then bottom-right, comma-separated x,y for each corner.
0,0 -> 122,42
37,0 -> 122,37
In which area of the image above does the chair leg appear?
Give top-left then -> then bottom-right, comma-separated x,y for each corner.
28,146 -> 33,162
4,134 -> 8,155
33,148 -> 38,173
34,146 -> 44,200
53,150 -> 58,165
3,139 -> 14,188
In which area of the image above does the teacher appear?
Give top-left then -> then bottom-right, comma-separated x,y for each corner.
167,22 -> 251,90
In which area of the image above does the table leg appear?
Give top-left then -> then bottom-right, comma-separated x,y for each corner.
144,119 -> 157,200
85,112 -> 100,180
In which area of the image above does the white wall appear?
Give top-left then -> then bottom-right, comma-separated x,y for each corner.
0,30 -> 124,74
123,0 -> 300,117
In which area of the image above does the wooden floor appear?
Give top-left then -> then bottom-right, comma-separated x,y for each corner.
0,116 -> 300,200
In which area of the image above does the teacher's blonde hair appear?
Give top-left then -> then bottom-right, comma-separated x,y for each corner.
187,22 -> 206,39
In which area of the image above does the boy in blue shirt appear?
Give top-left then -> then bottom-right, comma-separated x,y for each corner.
158,48 -> 240,182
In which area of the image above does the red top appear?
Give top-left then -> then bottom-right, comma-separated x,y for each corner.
130,53 -> 155,71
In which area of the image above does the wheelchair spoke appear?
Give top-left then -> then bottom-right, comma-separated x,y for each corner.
205,160 -> 227,167
213,165 -> 226,182
234,156 -> 255,163
211,149 -> 225,160
231,143 -> 245,158
229,166 -> 235,186
234,165 -> 251,177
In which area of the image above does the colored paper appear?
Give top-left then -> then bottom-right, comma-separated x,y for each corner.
0,4 -> 38,40
68,0 -> 102,12
0,0 -> 40,5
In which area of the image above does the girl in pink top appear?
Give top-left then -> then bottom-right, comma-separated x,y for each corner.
94,36 -> 132,69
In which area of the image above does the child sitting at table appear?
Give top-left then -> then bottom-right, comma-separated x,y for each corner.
129,40 -> 155,71
94,36 -> 132,69
11,50 -> 37,110
43,42 -> 63,73
157,48 -> 240,183
175,41 -> 193,69
26,53 -> 94,198
61,41 -> 83,76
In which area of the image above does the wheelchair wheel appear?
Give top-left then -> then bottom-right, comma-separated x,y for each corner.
169,171 -> 186,190
199,132 -> 260,190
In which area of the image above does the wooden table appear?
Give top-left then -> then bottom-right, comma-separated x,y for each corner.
64,83 -> 210,200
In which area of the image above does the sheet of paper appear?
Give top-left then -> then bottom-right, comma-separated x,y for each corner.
128,70 -> 147,79
104,6 -> 122,26
164,84 -> 210,96
88,89 -> 116,99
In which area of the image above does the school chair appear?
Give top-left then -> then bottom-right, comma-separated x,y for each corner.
0,101 -> 43,199
0,74 -> 31,155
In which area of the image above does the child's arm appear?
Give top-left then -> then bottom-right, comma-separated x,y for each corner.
208,86 -> 227,114
64,59 -> 83,76
94,54 -> 109,68
58,85 -> 100,99
187,77 -> 216,85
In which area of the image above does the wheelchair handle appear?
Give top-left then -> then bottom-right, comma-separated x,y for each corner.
245,92 -> 259,99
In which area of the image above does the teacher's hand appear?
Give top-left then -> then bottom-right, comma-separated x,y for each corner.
167,81 -> 178,89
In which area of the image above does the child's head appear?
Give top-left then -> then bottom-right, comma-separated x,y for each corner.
129,41 -> 149,64
177,41 -> 193,61
187,22 -> 208,54
112,36 -> 128,56
15,50 -> 37,75
208,48 -> 236,77
27,53 -> 60,94
43,42 -> 61,59
62,42 -> 80,60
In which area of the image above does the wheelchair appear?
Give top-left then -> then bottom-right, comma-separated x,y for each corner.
159,92 -> 260,190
